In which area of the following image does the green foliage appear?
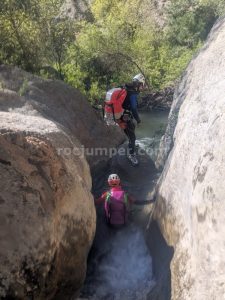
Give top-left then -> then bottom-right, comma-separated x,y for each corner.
64,0 -> 223,98
0,0 -> 76,75
63,62 -> 87,94
1,0 -> 225,103
65,0 -> 199,95
0,0 -> 41,70
166,0 -> 219,48
199,0 -> 225,15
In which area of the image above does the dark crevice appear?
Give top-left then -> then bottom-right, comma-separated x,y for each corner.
83,162 -> 173,300
0,158 -> 11,165
82,110 -> 171,299
146,221 -> 174,300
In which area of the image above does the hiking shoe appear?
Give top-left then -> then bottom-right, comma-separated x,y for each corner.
135,143 -> 140,147
127,153 -> 139,166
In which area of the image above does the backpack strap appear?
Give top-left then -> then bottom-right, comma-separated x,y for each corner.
123,193 -> 128,223
106,191 -> 128,206
124,193 -> 128,206
102,102 -> 105,119
111,103 -> 116,122
106,191 -> 111,203
105,191 -> 111,223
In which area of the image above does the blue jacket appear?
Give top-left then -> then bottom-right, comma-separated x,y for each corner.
122,83 -> 141,123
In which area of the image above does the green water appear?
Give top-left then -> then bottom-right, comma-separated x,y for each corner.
135,111 -> 169,161
136,111 -> 169,139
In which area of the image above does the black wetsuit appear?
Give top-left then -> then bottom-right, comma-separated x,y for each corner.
122,83 -> 141,155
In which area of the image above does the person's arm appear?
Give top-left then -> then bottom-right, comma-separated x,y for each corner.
133,199 -> 156,205
95,191 -> 108,205
130,94 -> 141,123
127,194 -> 135,205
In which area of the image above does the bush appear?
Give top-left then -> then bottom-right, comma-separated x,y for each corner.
1,0 -> 225,100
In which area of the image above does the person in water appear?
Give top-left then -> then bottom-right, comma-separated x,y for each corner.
95,174 -> 134,228
121,73 -> 145,166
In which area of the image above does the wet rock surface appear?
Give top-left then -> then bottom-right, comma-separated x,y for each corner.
139,87 -> 174,112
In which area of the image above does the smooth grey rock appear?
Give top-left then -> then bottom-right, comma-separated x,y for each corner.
0,113 -> 96,299
155,17 -> 225,300
0,66 -> 124,299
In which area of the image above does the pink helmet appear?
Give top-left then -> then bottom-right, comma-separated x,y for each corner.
108,174 -> 120,187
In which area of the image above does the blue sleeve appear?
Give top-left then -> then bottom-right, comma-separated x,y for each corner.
130,94 -> 141,123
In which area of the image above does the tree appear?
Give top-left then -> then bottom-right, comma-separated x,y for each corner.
165,0 -> 222,48
0,0 -> 42,70
0,0 -> 76,75
1,0 -> 224,101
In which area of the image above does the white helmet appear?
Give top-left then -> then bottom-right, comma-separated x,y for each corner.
132,73 -> 145,85
108,174 -> 120,186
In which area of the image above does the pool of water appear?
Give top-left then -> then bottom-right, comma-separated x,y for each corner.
136,111 -> 169,161
136,111 -> 169,139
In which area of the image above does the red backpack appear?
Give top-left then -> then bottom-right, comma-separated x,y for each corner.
104,88 -> 127,125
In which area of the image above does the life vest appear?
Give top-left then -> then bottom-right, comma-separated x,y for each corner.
104,88 -> 127,125
104,189 -> 128,226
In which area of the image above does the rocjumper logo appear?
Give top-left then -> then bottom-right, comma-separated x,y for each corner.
57,144 -> 160,158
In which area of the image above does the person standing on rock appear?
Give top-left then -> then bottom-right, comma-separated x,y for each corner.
104,73 -> 145,166
120,73 -> 145,166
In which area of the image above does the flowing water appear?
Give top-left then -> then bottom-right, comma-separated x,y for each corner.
78,110 -> 169,300
136,111 -> 169,161
79,225 -> 155,300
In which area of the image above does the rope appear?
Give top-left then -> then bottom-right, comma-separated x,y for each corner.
145,179 -> 161,230
146,199 -> 157,230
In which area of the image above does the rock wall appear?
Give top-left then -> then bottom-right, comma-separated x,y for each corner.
0,66 -> 124,299
61,0 -> 92,20
154,18 -> 225,300
0,114 -> 95,299
139,87 -> 174,111
0,65 -> 124,170
131,0 -> 170,29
